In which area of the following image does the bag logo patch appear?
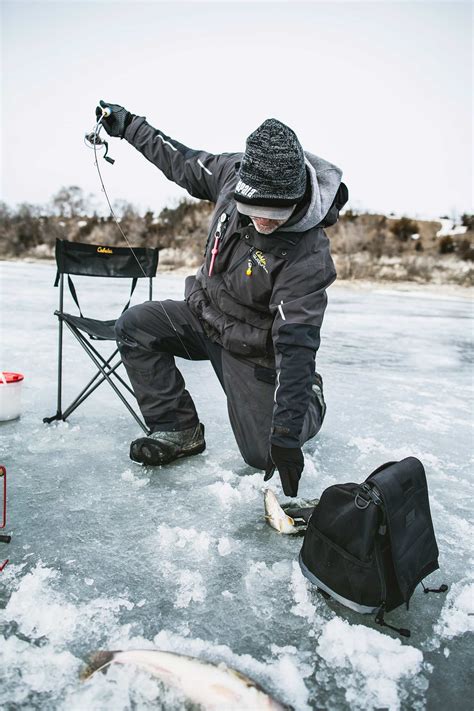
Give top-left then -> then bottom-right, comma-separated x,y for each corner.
97,247 -> 113,255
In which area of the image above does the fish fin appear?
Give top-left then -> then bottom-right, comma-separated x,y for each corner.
265,520 -> 283,533
81,650 -> 118,680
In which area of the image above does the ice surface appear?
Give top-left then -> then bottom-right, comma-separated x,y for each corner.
434,578 -> 474,641
0,261 -> 473,709
316,618 -> 425,711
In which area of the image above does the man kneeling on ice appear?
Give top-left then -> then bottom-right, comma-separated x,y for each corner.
97,100 -> 348,497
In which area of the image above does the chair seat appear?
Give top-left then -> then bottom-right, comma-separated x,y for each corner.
57,311 -> 117,341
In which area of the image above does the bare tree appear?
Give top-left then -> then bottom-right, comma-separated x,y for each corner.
50,186 -> 89,218
112,199 -> 139,220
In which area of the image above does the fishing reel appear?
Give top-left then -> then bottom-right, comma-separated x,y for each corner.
84,106 -> 115,164
84,131 -> 115,164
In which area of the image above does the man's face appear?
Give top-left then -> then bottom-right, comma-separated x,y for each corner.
250,216 -> 290,235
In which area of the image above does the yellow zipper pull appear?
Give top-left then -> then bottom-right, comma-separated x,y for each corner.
246,260 -> 253,276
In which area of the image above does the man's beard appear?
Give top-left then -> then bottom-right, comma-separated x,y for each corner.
251,218 -> 284,235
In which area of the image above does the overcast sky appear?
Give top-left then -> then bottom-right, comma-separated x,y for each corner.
1,1 -> 472,219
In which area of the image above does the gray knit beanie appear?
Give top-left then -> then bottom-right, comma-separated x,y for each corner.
234,118 -> 307,207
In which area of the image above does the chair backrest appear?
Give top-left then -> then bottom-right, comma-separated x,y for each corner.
55,238 -> 159,279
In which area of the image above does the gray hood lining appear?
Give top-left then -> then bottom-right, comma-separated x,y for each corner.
283,153 -> 343,233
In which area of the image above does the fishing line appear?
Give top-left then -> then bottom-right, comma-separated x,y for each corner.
87,113 -> 194,360
91,118 -> 147,277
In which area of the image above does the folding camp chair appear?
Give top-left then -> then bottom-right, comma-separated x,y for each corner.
43,238 -> 159,433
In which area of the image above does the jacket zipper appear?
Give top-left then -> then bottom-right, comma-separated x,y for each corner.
208,212 -> 229,276
226,247 -> 254,275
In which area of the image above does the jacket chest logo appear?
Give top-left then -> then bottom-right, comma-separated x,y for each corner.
246,249 -> 268,275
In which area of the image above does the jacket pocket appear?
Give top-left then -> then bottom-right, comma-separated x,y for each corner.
220,320 -> 269,357
254,365 -> 276,385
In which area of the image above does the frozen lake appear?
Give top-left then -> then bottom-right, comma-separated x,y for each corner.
1,260 -> 473,710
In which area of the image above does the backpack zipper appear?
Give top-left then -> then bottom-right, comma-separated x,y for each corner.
374,523 -> 387,603
372,500 -> 411,637
364,482 -> 414,608
354,485 -> 389,623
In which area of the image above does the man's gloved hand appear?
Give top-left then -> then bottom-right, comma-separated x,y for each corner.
264,444 -> 304,497
95,100 -> 133,138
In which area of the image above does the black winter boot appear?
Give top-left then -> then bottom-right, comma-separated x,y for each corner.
130,423 -> 206,466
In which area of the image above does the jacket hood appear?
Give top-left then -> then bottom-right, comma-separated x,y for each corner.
282,152 -> 343,233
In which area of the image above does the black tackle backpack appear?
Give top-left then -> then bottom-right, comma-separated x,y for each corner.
299,457 -> 447,637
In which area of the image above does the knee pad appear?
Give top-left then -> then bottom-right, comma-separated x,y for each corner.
114,311 -> 129,341
115,303 -> 145,341
114,309 -> 143,348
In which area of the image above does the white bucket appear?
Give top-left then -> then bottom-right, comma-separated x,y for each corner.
0,372 -> 24,421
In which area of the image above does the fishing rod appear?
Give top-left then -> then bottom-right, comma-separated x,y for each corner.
84,106 -> 193,360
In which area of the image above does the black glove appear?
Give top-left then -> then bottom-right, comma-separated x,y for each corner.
264,444 -> 304,497
95,99 -> 133,138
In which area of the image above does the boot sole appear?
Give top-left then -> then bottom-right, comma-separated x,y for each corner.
130,439 -> 206,466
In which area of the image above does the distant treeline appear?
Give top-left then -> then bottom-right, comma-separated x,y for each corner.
1,186 -> 473,285
0,186 -> 211,259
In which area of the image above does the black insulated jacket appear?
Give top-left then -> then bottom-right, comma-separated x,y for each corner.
124,117 -> 347,447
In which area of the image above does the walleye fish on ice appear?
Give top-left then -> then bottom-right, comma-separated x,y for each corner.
264,488 -> 319,535
82,648 -> 291,710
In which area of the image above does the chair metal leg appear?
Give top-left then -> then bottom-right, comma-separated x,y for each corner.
62,356 -> 122,420
57,276 -> 64,415
84,341 -> 135,397
64,323 -> 149,434
43,279 -> 65,424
